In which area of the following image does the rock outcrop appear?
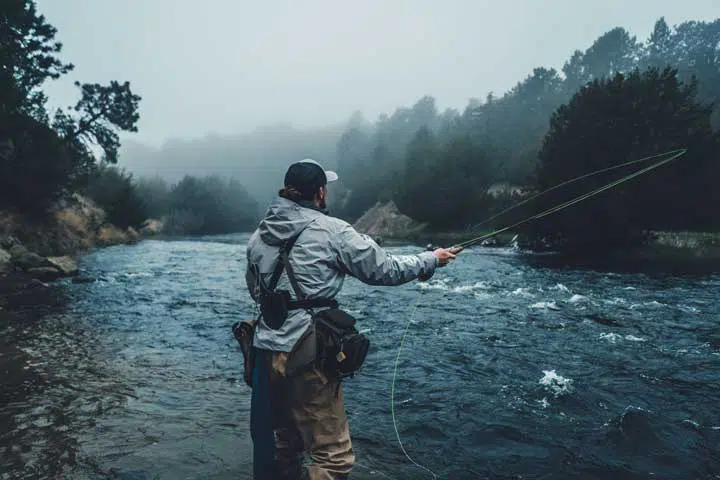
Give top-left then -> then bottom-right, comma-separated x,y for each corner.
140,219 -> 164,236
2,244 -> 80,281
353,201 -> 427,239
47,256 -> 79,276
0,194 -> 155,286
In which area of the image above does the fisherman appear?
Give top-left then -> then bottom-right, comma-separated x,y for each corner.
243,158 -> 461,480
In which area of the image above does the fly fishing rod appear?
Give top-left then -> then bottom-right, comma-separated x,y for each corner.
390,147 -> 688,479
460,148 -> 687,239
454,148 -> 687,249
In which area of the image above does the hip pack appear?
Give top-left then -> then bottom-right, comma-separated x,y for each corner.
313,308 -> 370,380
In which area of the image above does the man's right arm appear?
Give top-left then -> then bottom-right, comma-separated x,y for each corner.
334,221 -> 446,286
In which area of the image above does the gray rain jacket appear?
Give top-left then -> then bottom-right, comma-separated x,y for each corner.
246,196 -> 438,352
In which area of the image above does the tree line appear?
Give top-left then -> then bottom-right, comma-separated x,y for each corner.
333,18 -> 720,251
82,165 -> 259,235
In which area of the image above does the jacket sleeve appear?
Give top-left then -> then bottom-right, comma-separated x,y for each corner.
245,262 -> 260,302
334,222 -> 438,286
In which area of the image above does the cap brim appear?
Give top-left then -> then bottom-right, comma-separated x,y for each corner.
325,170 -> 338,182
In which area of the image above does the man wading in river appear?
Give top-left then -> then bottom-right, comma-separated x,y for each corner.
240,158 -> 461,479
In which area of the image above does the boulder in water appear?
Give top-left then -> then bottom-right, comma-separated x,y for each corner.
47,256 -> 78,276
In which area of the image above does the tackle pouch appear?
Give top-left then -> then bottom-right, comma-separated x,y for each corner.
258,289 -> 292,330
314,308 -> 370,379
232,320 -> 256,387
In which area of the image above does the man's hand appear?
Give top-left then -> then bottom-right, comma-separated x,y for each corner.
433,246 -> 463,267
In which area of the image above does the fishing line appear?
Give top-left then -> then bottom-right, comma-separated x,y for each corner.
455,148 -> 687,249
459,148 -> 687,246
390,290 -> 437,479
389,148 -> 687,478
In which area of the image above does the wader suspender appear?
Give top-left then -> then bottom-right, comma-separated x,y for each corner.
262,228 -> 338,312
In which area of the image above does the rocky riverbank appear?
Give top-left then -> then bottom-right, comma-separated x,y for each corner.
0,194 -> 162,289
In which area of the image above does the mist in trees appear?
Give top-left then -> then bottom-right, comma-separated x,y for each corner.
332,16 -> 720,251
117,123 -> 345,214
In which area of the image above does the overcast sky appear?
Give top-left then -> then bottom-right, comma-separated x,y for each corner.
37,0 -> 719,147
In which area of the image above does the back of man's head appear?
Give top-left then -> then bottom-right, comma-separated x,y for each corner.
283,159 -> 338,200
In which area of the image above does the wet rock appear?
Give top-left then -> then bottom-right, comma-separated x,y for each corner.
140,218 -> 164,236
96,225 -> 137,247
28,278 -> 49,289
353,201 -> 427,239
126,227 -> 140,243
9,244 -> 51,271
47,256 -> 78,276
27,267 -> 63,282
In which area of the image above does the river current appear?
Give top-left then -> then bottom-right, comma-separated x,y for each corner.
1,234 -> 719,479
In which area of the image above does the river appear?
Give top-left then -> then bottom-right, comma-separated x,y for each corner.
1,234 -> 719,479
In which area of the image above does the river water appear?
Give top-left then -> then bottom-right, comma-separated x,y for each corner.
1,234 -> 719,479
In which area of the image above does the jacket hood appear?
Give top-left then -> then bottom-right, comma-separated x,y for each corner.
258,196 -> 326,246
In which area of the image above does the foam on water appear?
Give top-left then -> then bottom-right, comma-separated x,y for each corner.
418,278 -> 450,291
678,304 -> 700,314
630,300 -> 666,310
529,301 -> 560,310
604,297 -> 627,306
569,294 -> 586,303
473,292 -> 493,301
539,370 -> 574,398
418,278 -> 492,294
600,333 -> 622,343
600,333 -> 647,343
510,287 -> 535,298
451,282 -> 492,293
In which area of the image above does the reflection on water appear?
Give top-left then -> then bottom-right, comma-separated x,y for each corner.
1,237 -> 719,479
